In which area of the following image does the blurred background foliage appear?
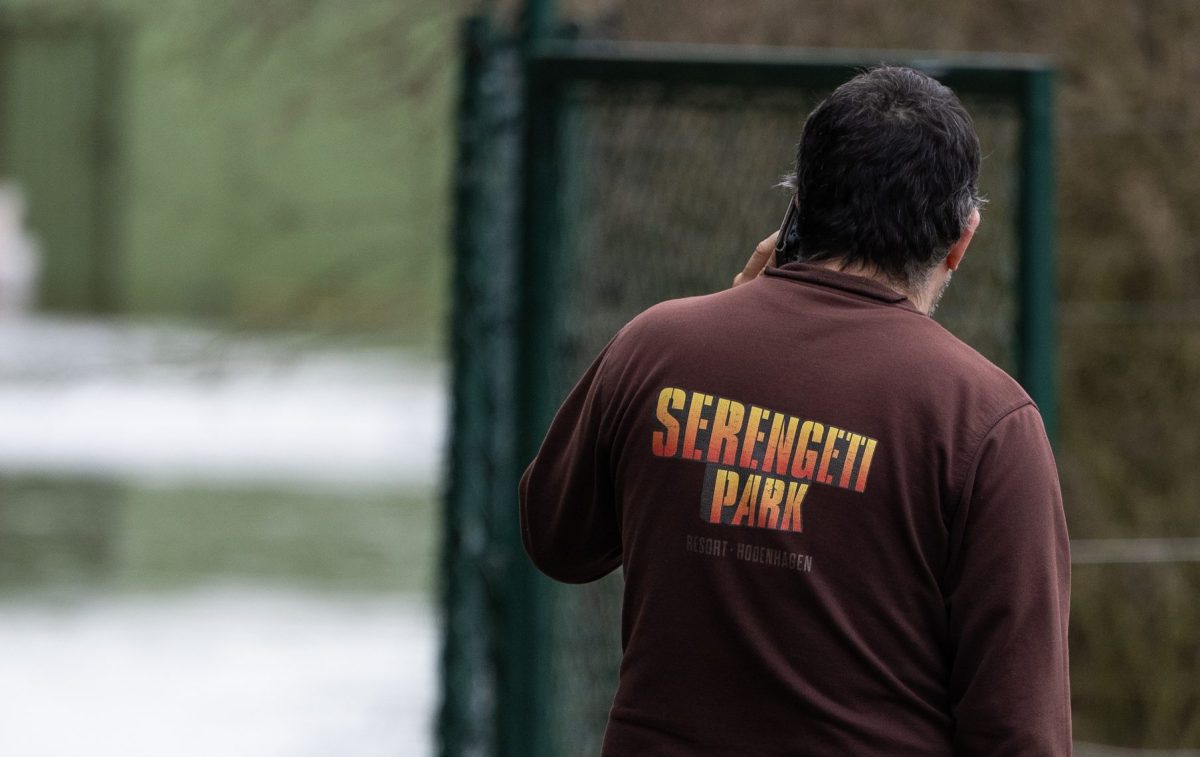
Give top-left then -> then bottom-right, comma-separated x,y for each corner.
0,0 -> 466,346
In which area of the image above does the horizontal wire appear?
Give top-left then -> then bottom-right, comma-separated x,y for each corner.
1062,301 -> 1200,327
1071,538 -> 1200,565
1075,741 -> 1200,757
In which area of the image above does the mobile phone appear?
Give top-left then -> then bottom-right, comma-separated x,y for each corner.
774,195 -> 799,257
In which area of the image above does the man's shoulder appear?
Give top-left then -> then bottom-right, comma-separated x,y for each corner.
918,318 -> 1033,408
607,290 -> 737,350
883,318 -> 1047,467
627,289 -> 739,328
608,285 -> 1035,423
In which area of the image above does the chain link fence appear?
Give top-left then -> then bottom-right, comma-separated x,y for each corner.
445,21 -> 1052,756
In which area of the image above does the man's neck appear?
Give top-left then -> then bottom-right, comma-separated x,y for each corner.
810,259 -> 938,314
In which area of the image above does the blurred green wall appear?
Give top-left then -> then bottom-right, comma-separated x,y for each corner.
0,0 -> 461,346
0,26 -> 116,311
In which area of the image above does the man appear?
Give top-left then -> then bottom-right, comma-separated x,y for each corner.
520,66 -> 1071,755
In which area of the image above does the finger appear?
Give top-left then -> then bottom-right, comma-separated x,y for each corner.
733,232 -> 779,287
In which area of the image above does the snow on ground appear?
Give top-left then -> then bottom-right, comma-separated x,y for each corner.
0,316 -> 446,756
0,316 -> 445,490
0,589 -> 436,757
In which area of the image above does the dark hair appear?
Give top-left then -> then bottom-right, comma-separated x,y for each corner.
780,66 -> 983,287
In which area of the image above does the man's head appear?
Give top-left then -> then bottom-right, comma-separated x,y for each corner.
780,66 -> 984,301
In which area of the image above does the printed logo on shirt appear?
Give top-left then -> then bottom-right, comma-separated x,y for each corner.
650,387 -> 878,533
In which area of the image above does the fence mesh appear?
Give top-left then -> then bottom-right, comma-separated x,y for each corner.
542,80 -> 1023,753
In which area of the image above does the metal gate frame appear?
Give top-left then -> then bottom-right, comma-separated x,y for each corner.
444,18 -> 1056,757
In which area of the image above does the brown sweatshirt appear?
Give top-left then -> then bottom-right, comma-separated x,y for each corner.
520,262 -> 1072,756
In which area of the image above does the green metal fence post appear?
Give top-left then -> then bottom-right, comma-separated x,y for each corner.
442,17 -> 494,757
507,2 -> 562,755
524,0 -> 557,49
444,17 -> 529,757
1017,68 -> 1058,442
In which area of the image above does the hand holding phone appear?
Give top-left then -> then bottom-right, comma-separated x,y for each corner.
733,231 -> 777,287
732,195 -> 798,288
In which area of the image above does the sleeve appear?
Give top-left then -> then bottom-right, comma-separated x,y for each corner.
944,403 -> 1072,756
518,342 -> 622,584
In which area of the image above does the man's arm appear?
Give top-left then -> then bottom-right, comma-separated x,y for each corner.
521,224 -> 778,582
944,404 -> 1072,755
519,343 -> 622,584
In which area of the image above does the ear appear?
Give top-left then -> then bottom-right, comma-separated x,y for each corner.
945,208 -> 981,272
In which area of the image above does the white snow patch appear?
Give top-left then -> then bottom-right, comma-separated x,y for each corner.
0,317 -> 446,490
0,588 -> 436,757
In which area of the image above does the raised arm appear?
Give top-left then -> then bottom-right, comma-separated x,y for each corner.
732,230 -> 779,287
